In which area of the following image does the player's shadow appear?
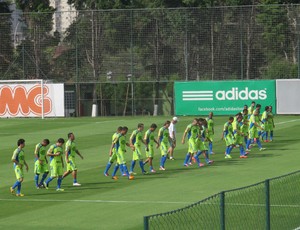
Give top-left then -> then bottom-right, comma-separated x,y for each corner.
27,191 -> 73,196
135,174 -> 169,180
79,182 -> 115,186
276,138 -> 300,142
251,153 -> 275,158
213,160 -> 244,166
270,148 -> 289,151
62,186 -> 113,191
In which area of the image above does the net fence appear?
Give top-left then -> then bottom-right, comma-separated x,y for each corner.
1,5 -> 300,116
2,5 -> 300,82
144,170 -> 300,230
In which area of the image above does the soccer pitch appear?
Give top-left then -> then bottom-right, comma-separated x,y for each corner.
0,115 -> 299,229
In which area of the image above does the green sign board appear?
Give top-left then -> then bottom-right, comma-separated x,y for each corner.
174,80 -> 276,115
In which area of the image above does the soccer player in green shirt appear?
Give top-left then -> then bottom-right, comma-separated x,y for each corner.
10,139 -> 28,197
182,118 -> 200,167
222,117 -> 234,159
34,139 -> 50,189
110,126 -> 133,180
241,108 -> 249,145
242,105 -> 248,113
129,123 -> 147,175
144,123 -> 159,173
260,106 -> 269,141
158,121 -> 172,170
104,126 -> 122,176
195,118 -> 213,166
248,101 -> 256,119
206,112 -> 215,154
62,133 -> 84,186
266,105 -> 275,142
44,138 -> 65,191
246,110 -> 266,151
233,115 -> 247,158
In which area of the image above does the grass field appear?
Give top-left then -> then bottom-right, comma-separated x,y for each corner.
0,115 -> 299,229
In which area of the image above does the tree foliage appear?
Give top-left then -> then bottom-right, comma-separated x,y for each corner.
2,0 -> 300,115
0,1 -> 13,79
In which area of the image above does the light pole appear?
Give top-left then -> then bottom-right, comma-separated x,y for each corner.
13,18 -> 25,48
13,20 -> 21,48
127,74 -> 134,116
107,71 -> 117,116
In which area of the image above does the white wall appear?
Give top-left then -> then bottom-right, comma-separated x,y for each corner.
276,79 -> 300,114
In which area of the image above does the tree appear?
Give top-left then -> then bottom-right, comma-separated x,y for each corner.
15,0 -> 55,79
0,1 -> 13,79
256,2 -> 297,79
65,0 -> 138,116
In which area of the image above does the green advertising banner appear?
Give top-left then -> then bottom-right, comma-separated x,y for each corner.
175,80 -> 276,115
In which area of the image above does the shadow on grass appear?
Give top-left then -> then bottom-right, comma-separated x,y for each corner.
61,186 -> 114,191
250,153 -> 275,158
26,191 -> 73,196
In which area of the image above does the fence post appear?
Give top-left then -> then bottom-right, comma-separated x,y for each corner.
220,191 -> 225,230
265,179 -> 270,230
144,216 -> 149,230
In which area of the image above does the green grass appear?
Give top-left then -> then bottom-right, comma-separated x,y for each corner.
0,115 -> 299,230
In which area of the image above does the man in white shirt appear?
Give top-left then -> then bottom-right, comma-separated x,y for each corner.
168,117 -> 178,160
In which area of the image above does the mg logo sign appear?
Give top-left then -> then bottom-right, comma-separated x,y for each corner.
0,85 -> 52,116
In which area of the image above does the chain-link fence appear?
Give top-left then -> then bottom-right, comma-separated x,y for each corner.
144,170 -> 300,230
64,81 -> 173,116
1,5 -> 300,116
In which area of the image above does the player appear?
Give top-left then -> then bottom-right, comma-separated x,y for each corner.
248,101 -> 256,118
10,139 -> 28,197
266,105 -> 275,142
260,106 -> 269,140
246,110 -> 266,151
143,123 -> 160,173
168,117 -> 178,160
241,109 -> 249,145
62,133 -> 84,186
129,123 -> 147,175
195,118 -> 213,166
104,126 -> 123,176
44,138 -> 65,191
233,115 -> 247,158
158,121 -> 172,170
206,112 -> 214,154
222,117 -> 235,159
242,105 -> 248,113
182,118 -> 200,167
110,126 -> 134,180
34,139 -> 50,189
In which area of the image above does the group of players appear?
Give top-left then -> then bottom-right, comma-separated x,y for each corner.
9,101 -> 275,196
10,133 -> 83,196
103,100 -> 275,180
103,120 -> 178,180
221,102 -> 275,159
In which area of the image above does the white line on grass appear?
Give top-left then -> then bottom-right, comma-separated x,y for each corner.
1,198 -> 299,208
276,119 -> 300,125
0,198 -> 190,205
95,120 -> 126,124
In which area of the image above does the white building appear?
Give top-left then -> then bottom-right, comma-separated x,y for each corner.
9,0 -> 77,45
50,0 -> 77,37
